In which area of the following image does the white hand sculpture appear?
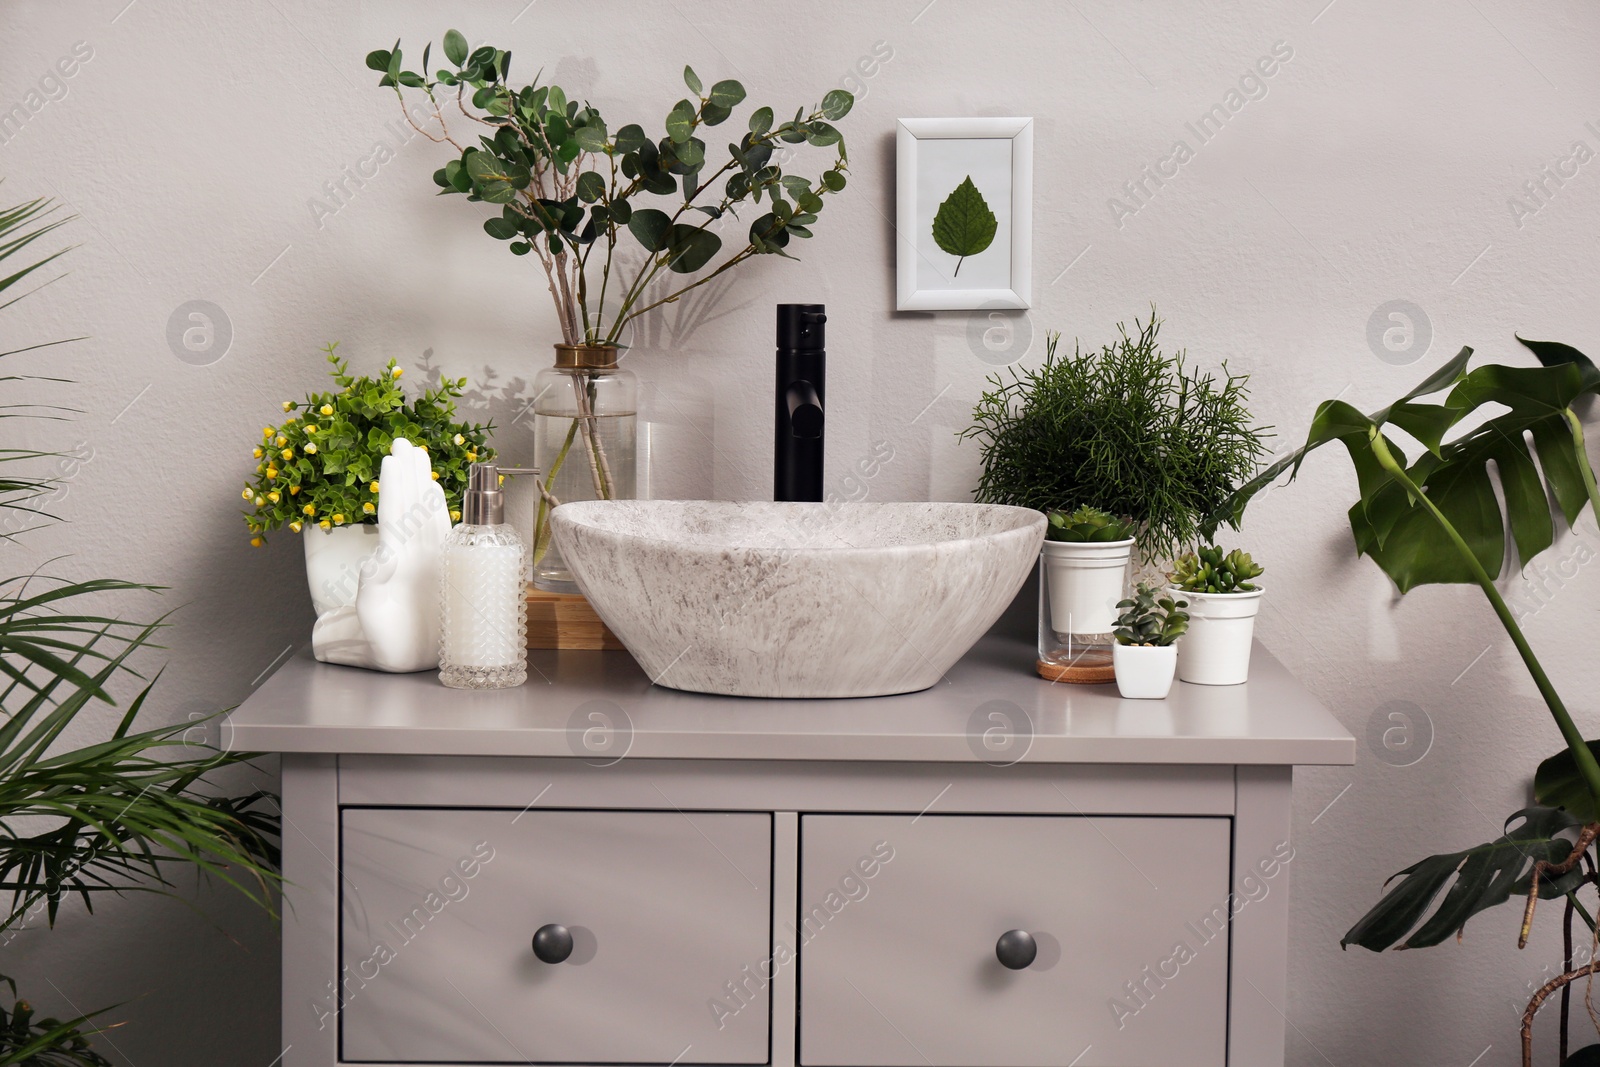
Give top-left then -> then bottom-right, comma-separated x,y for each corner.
310,438 -> 452,672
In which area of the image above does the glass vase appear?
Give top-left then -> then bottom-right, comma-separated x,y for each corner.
531,344 -> 637,593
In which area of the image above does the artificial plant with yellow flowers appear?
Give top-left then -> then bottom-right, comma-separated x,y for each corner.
241,343 -> 493,543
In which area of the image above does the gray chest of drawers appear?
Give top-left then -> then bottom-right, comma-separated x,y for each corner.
229,633 -> 1353,1067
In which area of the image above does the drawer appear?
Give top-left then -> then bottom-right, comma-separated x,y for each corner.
797,814 -> 1230,1067
340,808 -> 773,1064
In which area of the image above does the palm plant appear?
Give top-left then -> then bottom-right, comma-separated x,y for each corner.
0,192 -> 280,1065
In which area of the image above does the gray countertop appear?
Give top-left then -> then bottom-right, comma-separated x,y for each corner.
227,632 -> 1355,766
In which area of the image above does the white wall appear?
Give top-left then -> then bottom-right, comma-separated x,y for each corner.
3,0 -> 1599,1063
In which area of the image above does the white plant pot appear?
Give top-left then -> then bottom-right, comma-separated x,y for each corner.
1039,538 -> 1135,636
303,524 -> 380,616
1172,587 -> 1264,685
1113,642 -> 1178,699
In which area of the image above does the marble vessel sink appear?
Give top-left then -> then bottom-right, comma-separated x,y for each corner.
550,500 -> 1046,698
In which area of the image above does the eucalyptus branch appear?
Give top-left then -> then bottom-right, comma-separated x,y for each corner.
372,33 -> 855,365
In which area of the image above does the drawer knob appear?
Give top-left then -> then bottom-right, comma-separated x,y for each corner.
532,923 -> 574,964
995,929 -> 1037,970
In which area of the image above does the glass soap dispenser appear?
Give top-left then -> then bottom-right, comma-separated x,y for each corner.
439,463 -> 528,689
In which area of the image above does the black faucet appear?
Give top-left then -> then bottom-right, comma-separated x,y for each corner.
774,304 -> 826,502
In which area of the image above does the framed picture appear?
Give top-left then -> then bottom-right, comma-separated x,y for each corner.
895,117 -> 1033,311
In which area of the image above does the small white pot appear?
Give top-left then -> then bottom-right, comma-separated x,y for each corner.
1171,587 -> 1264,685
303,524 -> 380,617
1113,642 -> 1178,699
1040,538 -> 1135,636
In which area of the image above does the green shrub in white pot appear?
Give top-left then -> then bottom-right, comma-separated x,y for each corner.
1111,584 -> 1189,699
1168,546 -> 1264,685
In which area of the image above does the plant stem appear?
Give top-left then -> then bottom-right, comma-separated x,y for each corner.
532,418 -> 580,567
571,371 -> 614,499
615,244 -> 760,329
1565,408 -> 1600,530
1369,428 -> 1600,809
1570,889 -> 1598,933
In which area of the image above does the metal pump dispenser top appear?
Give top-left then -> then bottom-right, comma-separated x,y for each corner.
460,462 -> 539,525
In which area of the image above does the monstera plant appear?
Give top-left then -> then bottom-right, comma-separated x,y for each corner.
1214,338 -> 1600,1065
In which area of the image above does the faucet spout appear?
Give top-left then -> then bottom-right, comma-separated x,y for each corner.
785,380 -> 824,439
774,303 -> 826,502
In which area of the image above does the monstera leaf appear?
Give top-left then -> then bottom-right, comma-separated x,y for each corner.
1342,807 -> 1587,951
1536,741 -> 1600,822
931,175 -> 997,277
1213,339 -> 1600,591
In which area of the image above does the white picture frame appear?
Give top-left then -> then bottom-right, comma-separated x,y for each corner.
896,117 -> 1033,311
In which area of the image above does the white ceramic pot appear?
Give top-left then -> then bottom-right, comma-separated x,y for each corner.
1172,587 -> 1264,685
1039,538 -> 1135,636
303,524 -> 380,618
1113,642 -> 1178,699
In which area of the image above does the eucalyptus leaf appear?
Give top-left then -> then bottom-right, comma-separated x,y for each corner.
465,151 -> 527,203
365,49 -> 392,73
683,65 -> 703,96
545,111 -> 570,146
443,28 -> 468,66
665,103 -> 696,144
708,79 -> 746,107
749,106 -> 773,135
701,102 -> 732,127
931,175 -> 998,277
674,138 -> 706,171
576,171 -> 606,203
483,217 -> 518,240
820,89 -> 854,120
627,208 -> 672,252
614,123 -> 648,154
822,170 -> 846,191
666,225 -> 721,273
805,121 -> 841,146
574,124 -> 608,153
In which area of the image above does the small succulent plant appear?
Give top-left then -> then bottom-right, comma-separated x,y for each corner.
1045,505 -> 1136,543
1114,583 -> 1189,646
1170,545 -> 1264,593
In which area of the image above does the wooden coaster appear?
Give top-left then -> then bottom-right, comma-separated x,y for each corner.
1036,652 -> 1116,685
526,588 -> 626,650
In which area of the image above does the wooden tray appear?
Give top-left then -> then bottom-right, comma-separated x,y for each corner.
526,588 -> 626,650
